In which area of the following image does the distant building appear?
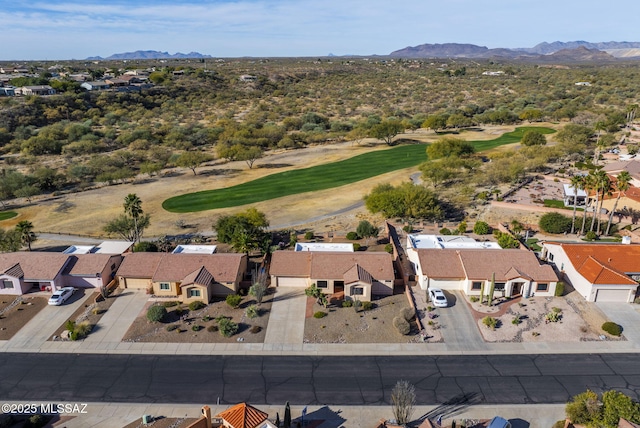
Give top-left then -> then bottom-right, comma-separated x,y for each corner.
17,85 -> 56,96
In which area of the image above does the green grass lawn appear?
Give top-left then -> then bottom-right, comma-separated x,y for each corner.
0,211 -> 18,221
526,238 -> 542,251
163,126 -> 556,213
544,199 -> 584,211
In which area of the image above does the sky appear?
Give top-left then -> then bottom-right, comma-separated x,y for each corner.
5,0 -> 640,60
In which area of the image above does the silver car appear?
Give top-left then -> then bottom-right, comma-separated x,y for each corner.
48,287 -> 76,306
428,288 -> 448,308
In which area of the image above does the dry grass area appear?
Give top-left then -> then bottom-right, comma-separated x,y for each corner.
49,288 -> 122,341
122,292 -> 273,343
468,292 -> 625,343
0,296 -> 47,340
11,124 -> 542,240
303,293 -> 443,344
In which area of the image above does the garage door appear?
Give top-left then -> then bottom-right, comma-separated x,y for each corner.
121,277 -> 150,289
595,289 -> 631,302
276,277 -> 307,287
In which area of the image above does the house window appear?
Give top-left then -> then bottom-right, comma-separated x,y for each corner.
110,263 -> 116,271
352,287 -> 364,295
1,280 -> 13,289
471,281 -> 483,290
317,280 -> 328,288
495,282 -> 505,291
159,283 -> 170,290
536,283 -> 548,292
189,289 -> 201,297
548,253 -> 554,262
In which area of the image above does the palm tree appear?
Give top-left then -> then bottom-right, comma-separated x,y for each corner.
588,171 -> 608,233
606,171 -> 632,236
123,193 -> 143,243
596,174 -> 612,235
569,174 -> 585,235
15,220 -> 36,251
593,121 -> 606,164
581,175 -> 592,236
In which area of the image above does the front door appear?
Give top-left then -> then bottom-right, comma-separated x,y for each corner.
511,282 -> 523,297
334,281 -> 344,293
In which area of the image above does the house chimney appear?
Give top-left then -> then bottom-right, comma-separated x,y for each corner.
202,406 -> 212,428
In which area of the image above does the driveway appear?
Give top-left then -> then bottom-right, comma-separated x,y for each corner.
1,289 -> 95,351
263,287 -> 306,348
433,290 -> 487,352
596,302 -> 640,344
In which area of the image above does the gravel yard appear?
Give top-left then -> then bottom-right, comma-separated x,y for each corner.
0,296 -> 48,340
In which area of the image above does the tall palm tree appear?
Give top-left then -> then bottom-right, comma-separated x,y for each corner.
588,171 -> 610,235
570,174 -> 585,235
581,174 -> 593,236
593,121 -> 606,165
15,220 -> 36,251
606,171 -> 632,236
123,193 -> 143,243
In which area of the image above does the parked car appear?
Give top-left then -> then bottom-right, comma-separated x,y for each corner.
428,287 -> 448,308
487,416 -> 511,428
48,287 -> 76,306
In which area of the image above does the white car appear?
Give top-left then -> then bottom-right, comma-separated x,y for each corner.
48,287 -> 76,306
428,288 -> 448,308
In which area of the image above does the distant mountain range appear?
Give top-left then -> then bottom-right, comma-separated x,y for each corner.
86,50 -> 212,60
389,41 -> 640,60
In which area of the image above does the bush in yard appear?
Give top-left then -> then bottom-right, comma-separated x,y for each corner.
147,305 -> 167,323
216,316 -> 238,337
353,243 -> 361,251
188,301 -> 206,311
314,311 -> 327,318
539,212 -> 572,234
555,281 -> 565,297
75,321 -> 92,338
512,315 -> 522,325
162,301 -> 179,308
362,301 -> 374,311
393,316 -> 410,335
353,299 -> 362,312
545,311 -> 561,323
65,320 -> 75,332
207,325 -> 218,333
439,227 -> 451,235
304,231 -> 314,240
250,325 -> 262,334
342,299 -> 353,307
482,316 -> 498,330
346,231 -> 358,240
226,294 -> 242,308
585,231 -> 597,241
166,324 -> 178,332
602,321 -> 623,336
246,305 -> 258,319
473,221 -> 491,235
384,243 -> 393,254
470,296 -> 479,302
191,325 -> 202,332
401,307 -> 415,321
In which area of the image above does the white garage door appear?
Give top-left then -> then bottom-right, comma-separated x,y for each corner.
595,288 -> 631,302
276,277 -> 307,287
121,277 -> 150,289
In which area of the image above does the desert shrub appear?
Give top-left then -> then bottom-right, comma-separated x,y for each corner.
216,316 -> 238,337
342,300 -> 354,307
304,231 -> 314,240
482,316 -> 498,330
439,227 -> 451,235
353,243 -> 361,251
69,330 -> 79,341
602,321 -> 623,336
207,325 -> 218,332
346,231 -> 358,240
188,301 -> 206,311
314,311 -> 327,318
545,311 -> 561,323
585,231 -> 597,241
65,320 -> 75,332
133,241 -> 158,252
250,325 -> 262,334
555,282 -> 565,297
384,243 -> 393,254
470,296 -> 479,302
26,414 -> 47,428
166,324 -> 178,332
402,225 -> 413,233
539,212 -> 572,234
353,299 -> 362,312
147,305 -> 167,323
552,307 -> 562,313
226,294 -> 242,308
202,315 -> 211,322
362,301 -> 373,311
162,301 -> 179,307
246,305 -> 258,319
75,321 -> 92,338
91,307 -> 103,315
512,315 -> 522,325
191,325 -> 202,332
393,316 -> 410,335
473,221 -> 491,235
238,287 -> 248,296
552,421 -> 566,428
401,307 -> 415,321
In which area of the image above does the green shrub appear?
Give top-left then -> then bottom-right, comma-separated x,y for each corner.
147,305 -> 167,323
188,301 -> 206,311
602,321 -> 623,336
362,301 -> 373,311
470,296 -> 479,303
304,231 -> 314,240
482,316 -> 498,330
545,311 -> 561,323
162,301 -> 179,307
473,221 -> 491,235
26,414 -> 47,428
191,325 -> 202,332
226,294 -> 242,308
353,243 -> 361,251
401,307 -> 415,321
384,243 -> 393,254
133,241 -> 158,252
555,281 -> 565,297
342,300 -> 354,308
314,311 -> 327,318
75,321 -> 92,338
69,330 -> 79,341
216,316 -> 238,337
353,299 -> 362,312
346,231 -> 359,240
393,316 -> 410,335
246,305 -> 258,319
439,227 -> 451,235
166,324 -> 178,332
402,225 -> 413,233
512,315 -> 522,325
539,212 -> 572,234
92,307 -> 103,315
250,325 -> 262,334
65,320 -> 75,332
585,231 -> 597,241
202,315 -> 211,322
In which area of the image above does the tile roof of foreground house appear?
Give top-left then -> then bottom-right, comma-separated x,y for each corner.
545,242 -> 640,285
416,248 -> 558,282
216,402 -> 268,428
270,251 -> 394,281
63,254 -> 117,276
0,252 -> 70,280
116,253 -> 165,278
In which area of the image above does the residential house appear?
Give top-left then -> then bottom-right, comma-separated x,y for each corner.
216,403 -> 277,428
542,242 -> 640,302
269,251 -> 395,301
62,254 -> 122,289
602,160 -> 640,188
116,253 -> 247,303
294,242 -> 353,252
104,78 -> 129,87
17,85 -> 56,96
172,245 -> 217,254
599,185 -> 640,214
80,81 -> 111,91
0,86 -> 15,96
562,183 -> 588,207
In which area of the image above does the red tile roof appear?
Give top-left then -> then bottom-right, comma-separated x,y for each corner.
64,254 -> 119,276
117,252 -> 165,278
216,403 -> 268,428
546,242 -> 640,285
0,252 -> 70,281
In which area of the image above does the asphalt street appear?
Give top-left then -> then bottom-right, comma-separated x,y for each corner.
2,353 -> 639,406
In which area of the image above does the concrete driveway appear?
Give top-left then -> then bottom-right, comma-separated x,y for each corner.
596,302 -> 640,344
434,290 -> 487,352
1,288 -> 95,351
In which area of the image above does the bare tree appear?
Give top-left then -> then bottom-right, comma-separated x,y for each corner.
391,380 -> 415,426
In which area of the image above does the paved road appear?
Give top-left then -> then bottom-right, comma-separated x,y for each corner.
2,353 -> 639,406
